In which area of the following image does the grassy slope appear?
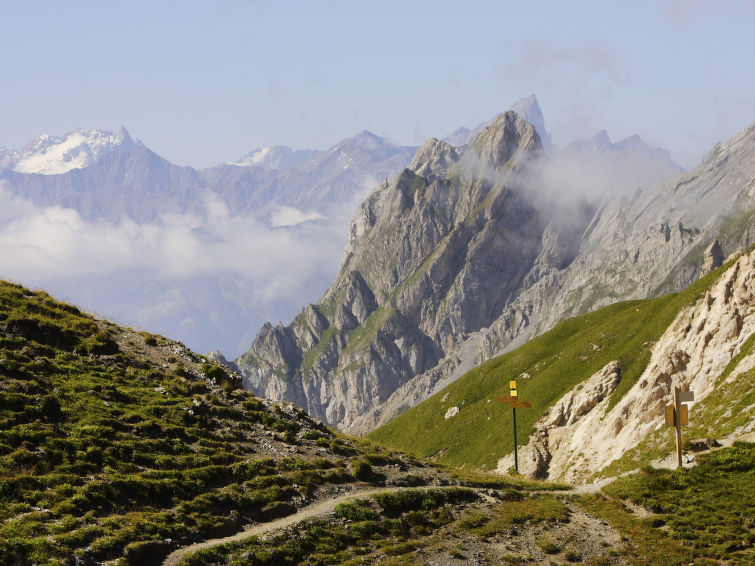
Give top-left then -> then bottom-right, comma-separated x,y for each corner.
368,260 -> 732,470
595,442 -> 755,564
0,281 -> 432,565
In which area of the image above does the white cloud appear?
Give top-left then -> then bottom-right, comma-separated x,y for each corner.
0,180 -> 376,356
270,205 -> 327,227
0,183 -> 345,297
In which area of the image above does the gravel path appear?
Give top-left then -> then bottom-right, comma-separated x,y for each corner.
162,486 -> 427,565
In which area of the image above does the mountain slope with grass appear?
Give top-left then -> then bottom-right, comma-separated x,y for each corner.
0,280 -> 463,565
175,443 -> 754,565
369,248 -> 755,484
2,280 -> 752,565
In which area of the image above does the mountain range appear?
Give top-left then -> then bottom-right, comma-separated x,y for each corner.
1,99 -> 754,565
238,111 -> 754,436
0,95 -> 691,359
0,128 -> 417,356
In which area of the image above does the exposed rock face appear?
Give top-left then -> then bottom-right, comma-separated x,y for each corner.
703,240 -> 724,272
238,113 -> 563,430
497,249 -> 755,483
238,120 -> 755,435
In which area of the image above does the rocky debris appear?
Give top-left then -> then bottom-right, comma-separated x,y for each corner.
496,361 -> 622,480
444,406 -> 460,419
687,438 -> 722,452
544,361 -> 621,427
498,248 -> 755,483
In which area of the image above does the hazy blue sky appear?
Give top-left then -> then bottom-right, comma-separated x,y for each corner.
2,0 -> 753,169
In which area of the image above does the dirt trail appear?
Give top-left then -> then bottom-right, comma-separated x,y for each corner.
162,486 -> 424,565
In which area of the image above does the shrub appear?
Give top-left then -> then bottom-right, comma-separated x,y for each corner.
352,460 -> 374,482
335,500 -> 379,522
536,537 -> 561,554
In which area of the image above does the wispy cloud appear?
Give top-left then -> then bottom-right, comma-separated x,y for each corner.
503,40 -> 628,89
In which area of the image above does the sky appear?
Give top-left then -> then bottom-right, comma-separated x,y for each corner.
2,0 -> 754,170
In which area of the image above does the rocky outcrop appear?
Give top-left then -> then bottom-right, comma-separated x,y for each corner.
497,249 -> 755,483
702,240 -> 724,272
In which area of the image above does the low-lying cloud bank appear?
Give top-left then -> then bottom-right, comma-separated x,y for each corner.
0,184 -> 362,356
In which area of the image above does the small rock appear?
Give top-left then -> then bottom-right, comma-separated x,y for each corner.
445,406 -> 460,419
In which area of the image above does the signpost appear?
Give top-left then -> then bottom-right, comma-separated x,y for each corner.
664,386 -> 694,468
498,380 -> 531,472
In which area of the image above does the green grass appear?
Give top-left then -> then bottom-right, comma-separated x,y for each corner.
178,487 -> 475,566
0,281 -> 394,564
368,260 -> 732,470
575,494 -> 694,565
597,443 -> 755,564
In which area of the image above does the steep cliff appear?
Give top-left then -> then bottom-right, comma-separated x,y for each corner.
237,113 -> 580,431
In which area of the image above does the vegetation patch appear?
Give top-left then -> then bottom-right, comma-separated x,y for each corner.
601,443 -> 755,563
0,281 -> 399,564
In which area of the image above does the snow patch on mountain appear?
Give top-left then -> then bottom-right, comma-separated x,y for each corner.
8,128 -> 138,175
232,146 -> 322,171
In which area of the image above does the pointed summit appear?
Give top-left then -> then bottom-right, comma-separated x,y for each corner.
470,111 -> 542,169
509,94 -> 552,149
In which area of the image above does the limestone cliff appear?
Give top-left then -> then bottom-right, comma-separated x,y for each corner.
497,247 -> 755,483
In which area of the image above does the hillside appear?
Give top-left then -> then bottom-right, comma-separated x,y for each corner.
2,281 -> 753,565
174,443 -> 755,565
0,280 -> 459,564
369,248 -> 755,483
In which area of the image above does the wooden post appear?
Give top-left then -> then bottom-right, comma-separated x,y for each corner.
665,386 -> 694,469
674,386 -> 683,468
498,380 -> 530,474
513,406 -> 518,472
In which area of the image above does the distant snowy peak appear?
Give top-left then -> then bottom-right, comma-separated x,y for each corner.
232,146 -> 322,171
4,127 -> 140,175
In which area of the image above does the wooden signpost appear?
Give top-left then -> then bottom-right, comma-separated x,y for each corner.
498,380 -> 531,472
664,386 -> 694,468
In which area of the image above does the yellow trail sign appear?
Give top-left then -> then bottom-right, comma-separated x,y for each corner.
665,405 -> 675,427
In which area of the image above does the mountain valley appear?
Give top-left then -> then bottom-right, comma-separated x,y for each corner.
1,101 -> 754,566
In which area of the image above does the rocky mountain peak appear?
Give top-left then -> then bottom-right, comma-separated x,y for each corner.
509,94 -> 552,149
408,138 -> 461,179
469,111 -> 542,169
590,130 -> 612,149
